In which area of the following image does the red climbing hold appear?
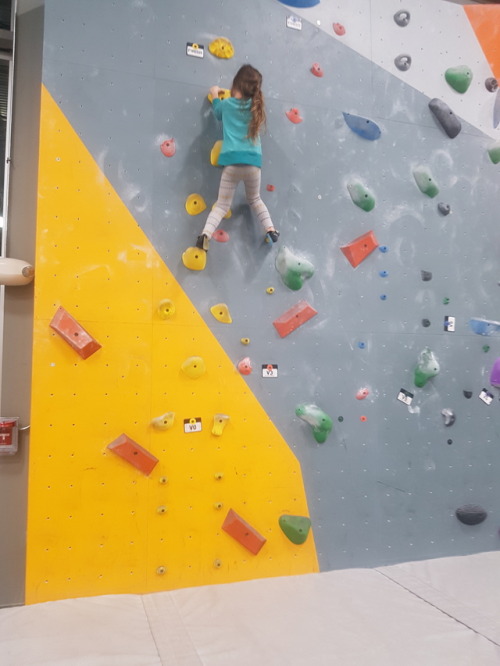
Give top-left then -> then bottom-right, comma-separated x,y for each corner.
266,184 -> 275,192
311,63 -> 324,77
340,230 -> 379,268
333,23 -> 345,36
160,138 -> 176,157
222,508 -> 266,555
273,300 -> 318,338
50,306 -> 102,360
237,357 -> 253,375
213,229 -> 229,242
286,108 -> 303,124
107,433 -> 159,476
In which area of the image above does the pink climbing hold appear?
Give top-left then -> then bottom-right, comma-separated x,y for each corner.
266,184 -> 275,192
356,388 -> 369,400
213,229 -> 229,242
237,357 -> 253,375
160,138 -> 176,157
311,63 -> 324,77
333,23 -> 345,36
286,108 -> 303,124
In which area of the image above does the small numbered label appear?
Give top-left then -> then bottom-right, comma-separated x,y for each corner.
479,389 -> 494,406
286,15 -> 302,30
186,42 -> 204,58
184,417 -> 202,433
444,316 -> 455,332
262,364 -> 278,378
397,388 -> 414,405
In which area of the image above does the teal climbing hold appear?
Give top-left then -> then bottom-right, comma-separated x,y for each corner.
445,66 -> 473,94
279,515 -> 312,545
414,348 -> 440,388
275,246 -> 314,291
488,142 -> 500,164
295,403 -> 333,443
347,181 -> 375,211
342,112 -> 381,141
413,166 -> 439,198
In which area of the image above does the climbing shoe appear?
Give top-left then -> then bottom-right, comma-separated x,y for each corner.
196,234 -> 209,251
267,229 -> 280,243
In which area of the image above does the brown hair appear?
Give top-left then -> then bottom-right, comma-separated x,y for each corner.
231,64 -> 266,141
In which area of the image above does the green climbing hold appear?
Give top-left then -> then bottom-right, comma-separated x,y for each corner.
414,348 -> 440,388
443,297 -> 450,305
488,142 -> 500,164
483,345 -> 490,353
295,403 -> 333,443
279,515 -> 312,545
275,246 -> 315,291
445,66 -> 473,94
413,166 -> 439,198
347,181 -> 375,212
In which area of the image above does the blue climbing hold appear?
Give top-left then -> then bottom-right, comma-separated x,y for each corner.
469,317 -> 500,336
277,0 -> 319,6
357,341 -> 366,349
379,270 -> 388,278
379,246 -> 388,253
380,294 -> 387,301
342,112 -> 381,141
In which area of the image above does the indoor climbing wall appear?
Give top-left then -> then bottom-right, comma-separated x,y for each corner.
27,0 -> 500,602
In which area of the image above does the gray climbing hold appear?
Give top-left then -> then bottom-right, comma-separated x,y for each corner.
485,77 -> 498,93
494,89 -> 500,129
413,166 -> 439,198
463,390 -> 473,399
394,10 -> 410,26
428,98 -> 462,139
455,504 -> 487,526
437,202 -> 451,216
394,54 -> 411,71
422,319 -> 431,328
421,270 -> 432,282
342,112 -> 381,140
441,408 -> 455,427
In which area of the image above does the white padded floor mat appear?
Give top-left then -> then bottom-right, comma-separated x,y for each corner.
1,552 -> 499,665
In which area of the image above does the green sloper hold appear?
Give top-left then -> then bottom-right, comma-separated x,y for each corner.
295,403 -> 333,443
488,142 -> 500,164
347,182 -> 375,211
414,347 -> 440,388
279,515 -> 312,545
413,166 -> 439,198
275,246 -> 315,291
445,66 -> 473,94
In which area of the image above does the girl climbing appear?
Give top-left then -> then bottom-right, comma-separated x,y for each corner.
185,65 -> 279,268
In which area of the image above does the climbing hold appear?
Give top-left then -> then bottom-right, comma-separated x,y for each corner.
489,358 -> 500,387
379,270 -> 388,278
237,357 -> 252,375
266,184 -> 275,192
50,306 -> 102,360
210,303 -> 232,324
356,388 -> 369,400
414,348 -> 440,388
182,246 -> 206,271
181,356 -> 206,379
266,287 -> 275,294
422,319 -> 431,328
340,230 -> 379,268
394,54 -> 411,71
213,229 -> 230,242
107,433 -> 159,476
213,559 -> 222,568
487,142 -> 500,164
357,342 -> 366,349
214,472 -> 224,480
185,193 -> 207,215
347,181 -> 375,211
483,345 -> 491,353
485,77 -> 498,93
273,300 -> 318,338
208,37 -> 234,59
428,98 -> 462,138
443,297 -> 450,305
421,270 -> 432,281
156,505 -> 168,514
494,90 -> 500,129
286,108 -> 303,124
311,63 -> 324,77
469,317 -> 500,336
296,404 -> 333,443
277,0 -> 319,6
413,166 -> 439,198
160,138 -> 176,157
156,567 -> 167,576
208,88 -> 230,103
157,298 -> 175,319
210,140 -> 223,166
463,390 -> 473,399
240,337 -> 250,345
151,412 -> 175,430
394,10 -> 410,26
275,246 -> 315,291
342,112 -> 381,141
212,414 -> 230,437
455,504 -> 487,526
279,515 -> 312,545
447,439 -> 453,445
441,408 -> 455,427
159,476 -> 168,485
437,202 -> 451,216
360,415 -> 367,422
445,66 -> 473,94
338,416 -> 344,422
380,294 -> 387,301
213,503 -> 223,511
379,245 -> 388,253
222,508 -> 266,555
332,23 -> 345,36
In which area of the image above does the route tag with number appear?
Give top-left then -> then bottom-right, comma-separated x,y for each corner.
397,388 -> 414,405
262,364 -> 278,378
184,417 -> 202,433
186,42 -> 204,58
479,389 -> 494,406
286,16 -> 302,30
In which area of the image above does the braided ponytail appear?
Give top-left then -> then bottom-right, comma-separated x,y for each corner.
231,64 -> 266,141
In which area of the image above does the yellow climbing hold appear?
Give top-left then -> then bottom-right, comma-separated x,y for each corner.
157,298 -> 175,319
151,411 -> 175,430
182,246 -> 206,271
181,355 -> 206,379
209,37 -> 234,59
185,193 -> 207,216
266,287 -> 275,294
210,140 -> 223,167
212,413 -> 230,436
240,337 -> 250,345
208,88 -> 231,103
210,303 -> 232,324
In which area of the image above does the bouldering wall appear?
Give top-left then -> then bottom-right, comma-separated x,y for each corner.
26,0 -> 500,603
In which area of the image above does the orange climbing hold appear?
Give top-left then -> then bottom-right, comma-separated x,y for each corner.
273,300 -> 318,338
222,508 -> 267,555
340,230 -> 379,268
286,108 -> 303,124
107,433 -> 159,476
311,63 -> 324,77
333,23 -> 346,36
50,306 -> 102,359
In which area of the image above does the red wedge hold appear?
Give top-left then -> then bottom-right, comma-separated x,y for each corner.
273,300 -> 318,338
107,433 -> 159,476
50,306 -> 102,359
222,508 -> 267,555
340,230 -> 379,268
